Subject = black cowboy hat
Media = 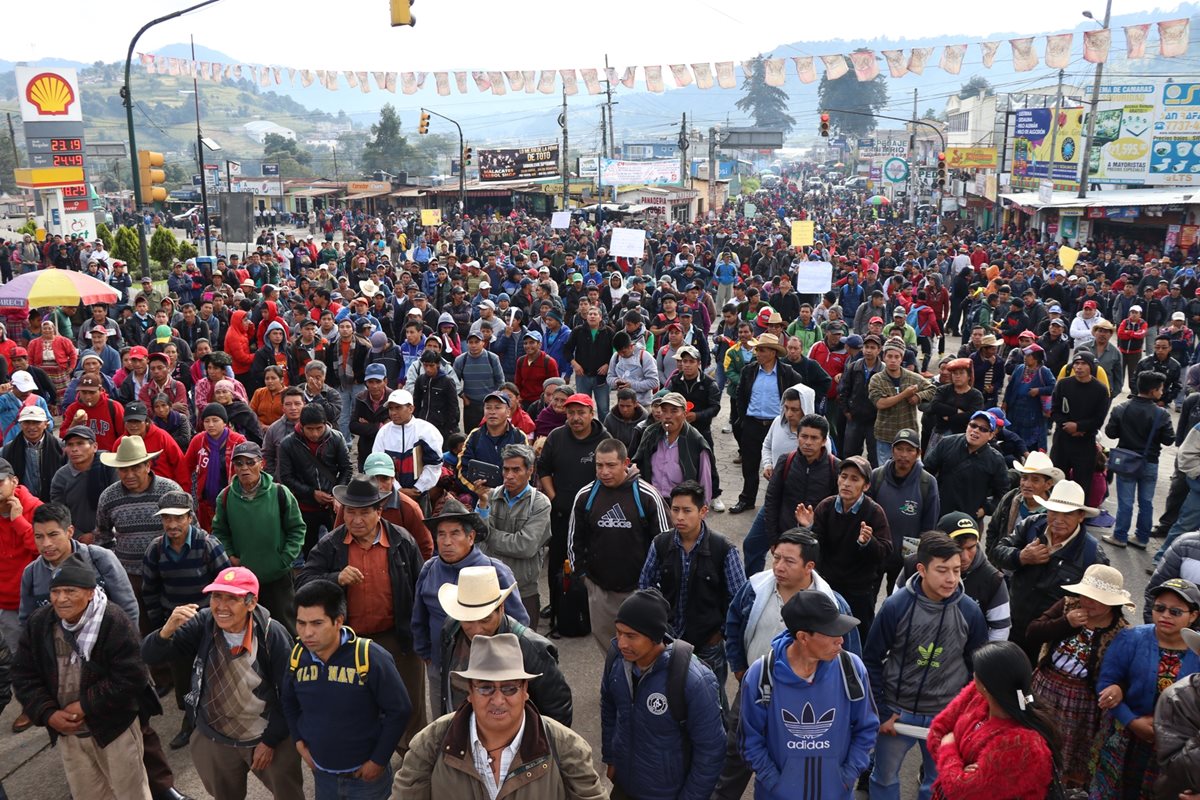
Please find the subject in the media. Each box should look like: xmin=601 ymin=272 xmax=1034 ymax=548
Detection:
xmin=332 ymin=476 xmax=390 ymax=508
xmin=423 ymin=496 xmax=486 ymax=540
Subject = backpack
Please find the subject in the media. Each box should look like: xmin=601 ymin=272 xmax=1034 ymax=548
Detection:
xmin=603 ymin=637 xmax=696 ymax=726
xmin=584 ymin=479 xmax=650 ymax=531
xmin=906 ymin=304 xmax=921 ymax=329
xmin=219 ymin=481 xmax=290 ymax=520
xmin=289 ymin=632 xmax=373 ymax=682
xmin=753 ymin=647 xmax=865 ymax=708
xmin=869 ymin=465 xmax=933 ymax=509
xmin=776 ymin=450 xmax=838 ymax=492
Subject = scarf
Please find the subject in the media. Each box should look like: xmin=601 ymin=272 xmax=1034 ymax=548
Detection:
xmin=203 ymin=428 xmax=230 ymax=502
xmin=61 ymin=586 xmax=108 ymax=663
xmin=155 ymin=409 xmax=183 ymax=434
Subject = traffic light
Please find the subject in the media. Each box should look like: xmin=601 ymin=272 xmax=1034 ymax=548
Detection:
xmin=463 ymin=147 xmax=473 ymax=167
xmin=819 ymin=113 xmax=830 ymax=137
xmin=390 ymin=0 xmax=415 ymax=26
xmin=936 ymin=152 xmax=947 ymax=189
xmin=137 ymin=150 xmax=167 ymax=204
xmin=418 ymin=111 xmax=430 ymax=135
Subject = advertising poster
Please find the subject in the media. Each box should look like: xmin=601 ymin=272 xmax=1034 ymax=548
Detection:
xmin=945 ymin=147 xmax=998 ymax=169
xmin=479 ymin=144 xmax=560 ymax=182
xmin=1149 ymin=82 xmax=1200 ymax=185
xmin=1083 ymin=84 xmax=1155 ymax=184
xmin=1012 ymin=107 xmax=1083 ymax=189
xmin=598 ymin=159 xmax=681 ymax=185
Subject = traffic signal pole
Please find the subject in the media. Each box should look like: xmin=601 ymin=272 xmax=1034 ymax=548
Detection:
xmin=122 ymin=0 xmax=222 ymax=278
xmin=420 ymin=108 xmax=465 ymax=214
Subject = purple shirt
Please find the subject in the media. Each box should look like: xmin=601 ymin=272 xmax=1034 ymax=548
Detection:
xmin=649 ymin=434 xmax=712 ymax=500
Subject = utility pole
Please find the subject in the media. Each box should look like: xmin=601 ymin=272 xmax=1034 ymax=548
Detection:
xmin=559 ymin=89 xmax=569 ymax=211
xmin=598 ymin=112 xmax=606 ymax=230
xmin=908 ymin=88 xmax=918 ymax=225
xmin=707 ymin=127 xmax=718 ymax=217
xmin=332 ymin=145 xmax=339 ymax=184
xmin=1078 ymin=0 xmax=1112 ymax=199
xmin=604 ymin=55 xmax=616 ymax=202
xmin=1045 ymin=68 xmax=1066 ymax=218
xmin=190 ymin=35 xmax=212 ymax=257
xmin=678 ymin=113 xmax=689 ymax=191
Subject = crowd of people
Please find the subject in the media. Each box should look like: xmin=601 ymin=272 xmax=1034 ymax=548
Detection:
xmin=0 ymin=173 xmax=1198 ymax=800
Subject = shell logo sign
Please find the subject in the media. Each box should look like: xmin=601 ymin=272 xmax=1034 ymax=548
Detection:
xmin=15 ymin=66 xmax=83 ymax=123
xmin=25 ymin=73 xmax=75 ymax=116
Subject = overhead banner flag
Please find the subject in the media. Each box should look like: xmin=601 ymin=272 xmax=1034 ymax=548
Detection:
xmin=939 ymin=44 xmax=967 ymax=75
xmin=1045 ymin=33 xmax=1073 ymax=68
xmin=1125 ymin=24 xmax=1151 ymax=59
xmin=479 ymin=145 xmax=560 ymax=182
xmin=850 ymin=51 xmax=878 ymax=81
xmin=979 ymin=41 xmax=1001 ymax=68
xmin=792 ymin=57 xmax=817 ymax=84
xmin=820 ymin=54 xmax=849 ymax=80
xmin=598 ymin=159 xmax=681 ymax=185
xmin=1160 ymin=19 xmax=1191 ymax=57
xmin=907 ymin=48 xmax=933 ymax=75
xmin=1084 ymin=29 xmax=1112 ymax=63
xmin=1010 ymin=37 xmax=1038 ymax=71
xmin=881 ymin=50 xmax=907 ymax=78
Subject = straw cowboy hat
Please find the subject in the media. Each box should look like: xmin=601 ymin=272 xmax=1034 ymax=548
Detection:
xmin=438 ymin=566 xmax=515 ymax=622
xmin=979 ymin=334 xmax=999 ymax=348
xmin=1062 ymin=564 xmax=1135 ymax=609
xmin=753 ymin=333 xmax=788 ymax=355
xmin=1034 ymin=480 xmax=1099 ymax=518
xmin=451 ymin=633 xmax=541 ymax=682
xmin=358 ymin=279 xmax=381 ymax=298
xmin=1014 ymin=452 xmax=1066 ymax=482
xmin=99 ymin=435 xmax=161 ymax=468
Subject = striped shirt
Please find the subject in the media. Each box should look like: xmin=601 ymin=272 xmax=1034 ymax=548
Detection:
xmin=141 ymin=526 xmax=232 ymax=627
xmin=95 ymin=475 xmax=184 ymax=576
xmin=454 ymin=351 xmax=503 ymax=402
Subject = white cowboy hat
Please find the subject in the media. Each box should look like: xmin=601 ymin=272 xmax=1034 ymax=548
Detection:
xmin=438 ymin=566 xmax=515 ymax=622
xmin=1014 ymin=452 xmax=1065 ymax=482
xmin=451 ymin=633 xmax=540 ymax=682
xmin=1062 ymin=564 xmax=1134 ymax=609
xmin=753 ymin=333 xmax=788 ymax=355
xmin=359 ymin=279 xmax=380 ymax=298
xmin=99 ymin=435 xmax=162 ymax=468
xmin=1034 ymin=480 xmax=1099 ymax=518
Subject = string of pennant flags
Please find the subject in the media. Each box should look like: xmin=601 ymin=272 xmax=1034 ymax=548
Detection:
xmin=137 ymin=17 xmax=1190 ymax=96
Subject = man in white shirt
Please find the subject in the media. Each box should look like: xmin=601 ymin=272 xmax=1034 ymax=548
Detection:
xmin=371 ymin=389 xmax=444 ymax=503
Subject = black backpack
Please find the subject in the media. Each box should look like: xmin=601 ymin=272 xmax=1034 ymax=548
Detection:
xmin=603 ymin=638 xmax=695 ymax=726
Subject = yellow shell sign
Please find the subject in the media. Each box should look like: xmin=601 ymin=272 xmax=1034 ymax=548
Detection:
xmin=25 ymin=73 xmax=75 ymax=116
xmin=15 ymin=66 xmax=83 ymax=123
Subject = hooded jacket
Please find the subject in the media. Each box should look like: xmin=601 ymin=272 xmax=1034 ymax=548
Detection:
xmin=867 ymin=461 xmax=940 ymax=555
xmin=184 ymin=427 xmax=248 ymax=504
xmin=142 ymin=603 xmax=293 ymax=749
xmin=19 ymin=540 xmax=140 ymax=627
xmin=1155 ymin=672 xmax=1200 ymax=799
xmin=411 ymin=546 xmax=529 ymax=665
xmin=863 ymin=573 xmax=987 ymax=719
xmin=211 ymin=472 xmax=306 ymax=585
xmin=740 ymin=630 xmax=878 ymax=800
xmin=113 ymin=424 xmax=189 ymax=489
xmin=0 ymin=485 xmax=40 ymax=611
xmin=224 ymin=309 xmax=255 ymax=375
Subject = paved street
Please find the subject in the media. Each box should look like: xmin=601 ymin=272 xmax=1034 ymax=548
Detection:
xmin=0 ymin=326 xmax=1177 ymax=798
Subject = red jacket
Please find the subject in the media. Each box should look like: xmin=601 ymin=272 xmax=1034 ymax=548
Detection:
xmin=1116 ymin=318 xmax=1148 ymax=354
xmin=514 ymin=351 xmax=559 ymax=405
xmin=0 ymin=485 xmax=40 ymax=610
xmin=224 ymin=310 xmax=255 ymax=375
xmin=807 ymin=342 xmax=849 ymax=400
xmin=59 ymin=394 xmax=125 ymax=452
xmin=114 ymin=425 xmax=189 ymax=490
xmin=184 ymin=429 xmax=248 ymax=505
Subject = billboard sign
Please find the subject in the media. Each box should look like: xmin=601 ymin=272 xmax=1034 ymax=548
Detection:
xmin=16 ymin=67 xmax=82 ymax=123
xmin=945 ymin=147 xmax=998 ymax=170
xmin=600 ymin=159 xmax=681 ymax=185
xmin=1150 ymin=82 xmax=1200 ymax=185
xmin=1012 ymin=107 xmax=1083 ymax=189
xmin=479 ymin=144 xmax=560 ymax=181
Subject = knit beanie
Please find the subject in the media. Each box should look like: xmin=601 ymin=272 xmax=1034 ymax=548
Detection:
xmin=200 ymin=402 xmax=228 ymax=423
xmin=50 ymin=553 xmax=98 ymax=590
xmin=616 ymin=588 xmax=671 ymax=643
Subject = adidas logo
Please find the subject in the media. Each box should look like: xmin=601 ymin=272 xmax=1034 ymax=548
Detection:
xmin=783 ymin=703 xmax=836 ymax=740
xmin=597 ymin=504 xmax=633 ymax=529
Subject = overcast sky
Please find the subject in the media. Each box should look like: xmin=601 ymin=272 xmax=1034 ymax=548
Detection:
xmin=7 ymin=0 xmax=1187 ymax=70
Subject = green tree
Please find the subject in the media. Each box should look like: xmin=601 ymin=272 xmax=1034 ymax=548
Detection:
xmin=177 ymin=240 xmax=198 ymax=262
xmin=263 ymin=133 xmax=313 ymax=178
xmin=959 ymin=76 xmax=993 ymax=99
xmin=0 ymin=131 xmax=18 ymax=194
xmin=148 ymin=225 xmax=177 ymax=278
xmin=112 ymin=225 xmax=141 ymax=266
xmin=96 ymin=223 xmax=114 ymax=253
xmin=735 ymin=55 xmax=795 ymax=136
xmin=361 ymin=104 xmax=422 ymax=174
xmin=817 ymin=73 xmax=889 ymax=137
xmin=164 ymin=162 xmax=190 ymax=186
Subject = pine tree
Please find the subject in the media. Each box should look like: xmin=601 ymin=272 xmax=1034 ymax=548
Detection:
xmin=735 ymin=55 xmax=795 ymax=135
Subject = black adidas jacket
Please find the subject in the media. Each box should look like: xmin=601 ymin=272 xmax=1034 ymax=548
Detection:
xmin=567 ymin=473 xmax=669 ymax=593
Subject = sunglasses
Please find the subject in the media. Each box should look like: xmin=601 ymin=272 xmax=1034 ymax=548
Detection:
xmin=473 ymin=682 xmax=522 ymax=697
xmin=967 ymin=423 xmax=992 ymax=433
xmin=1153 ymin=603 xmax=1192 ymax=618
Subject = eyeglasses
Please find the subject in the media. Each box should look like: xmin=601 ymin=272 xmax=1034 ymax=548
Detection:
xmin=967 ymin=423 xmax=992 ymax=433
xmin=1153 ymin=603 xmax=1190 ymax=618
xmin=473 ymin=682 xmax=522 ymax=697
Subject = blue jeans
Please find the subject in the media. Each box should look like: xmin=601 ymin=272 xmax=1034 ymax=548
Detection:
xmin=575 ymin=374 xmax=611 ymax=419
xmin=312 ymin=762 xmax=394 ymax=800
xmin=338 ymin=384 xmax=363 ymax=441
xmin=870 ymin=711 xmax=937 ymax=800
xmin=1113 ymin=460 xmax=1159 ymax=544
xmin=1158 ymin=483 xmax=1200 ymax=564
xmin=742 ymin=507 xmax=770 ymax=576
xmin=876 ymin=440 xmax=894 ymax=467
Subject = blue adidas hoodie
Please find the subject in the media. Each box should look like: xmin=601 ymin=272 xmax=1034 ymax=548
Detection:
xmin=739 ymin=630 xmax=879 ymax=800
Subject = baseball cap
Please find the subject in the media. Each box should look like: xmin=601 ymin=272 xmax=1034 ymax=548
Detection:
xmin=1151 ymin=578 xmax=1200 ymax=610
xmin=17 ymin=405 xmax=47 ymax=423
xmin=869 ymin=316 xmax=884 ymax=325
xmin=155 ymin=491 xmax=193 ymax=516
xmin=676 ymin=345 xmax=700 ymax=360
xmin=129 ymin=345 xmax=149 ymax=360
xmin=892 ymin=428 xmax=920 ymax=449
xmin=10 ymin=371 xmax=36 ymax=392
xmin=363 ymin=452 xmax=396 ymax=478
xmin=202 ymin=567 xmax=260 ymax=598
xmin=781 ymin=591 xmax=859 ymax=637
xmin=364 ymin=363 xmax=387 ymax=382
xmin=124 ymin=402 xmax=149 ymax=422
xmin=63 ymin=425 xmax=95 ymax=442
xmin=1130 ymin=305 xmax=1143 ymax=314
xmin=564 ymin=392 xmax=595 ymax=408
xmin=483 ymin=390 xmax=512 ymax=406
xmin=969 ymin=410 xmax=997 ymax=431
xmin=844 ymin=334 xmax=864 ymax=349
xmin=387 ymin=389 xmax=414 ymax=406
xmin=523 ymin=330 xmax=543 ymax=343
xmin=839 ymin=455 xmax=872 ymax=483
xmin=937 ymin=512 xmax=980 ymax=540
xmin=658 ymin=391 xmax=688 ymax=409
xmin=1048 ymin=304 xmax=1063 ymax=313
xmin=1173 ymin=311 xmax=1187 ymax=321
xmin=231 ymin=441 xmax=263 ymax=461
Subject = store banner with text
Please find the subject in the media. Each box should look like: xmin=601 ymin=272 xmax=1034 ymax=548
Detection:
xmin=478 ymin=145 xmax=560 ymax=182
xmin=944 ymin=147 xmax=998 ymax=170
xmin=598 ymin=159 xmax=681 ymax=185
xmin=1012 ymin=107 xmax=1083 ymax=189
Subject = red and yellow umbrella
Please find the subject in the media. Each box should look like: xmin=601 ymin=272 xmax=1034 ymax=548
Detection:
xmin=0 ymin=268 xmax=121 ymax=309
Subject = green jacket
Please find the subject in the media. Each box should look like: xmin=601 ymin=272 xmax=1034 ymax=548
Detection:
xmin=724 ymin=345 xmax=753 ymax=398
xmin=210 ymin=472 xmax=306 ymax=583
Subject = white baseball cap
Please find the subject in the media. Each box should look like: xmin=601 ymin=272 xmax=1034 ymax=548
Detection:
xmin=17 ymin=405 xmax=47 ymax=423
xmin=386 ymin=389 xmax=414 ymax=406
xmin=10 ymin=371 xmax=36 ymax=393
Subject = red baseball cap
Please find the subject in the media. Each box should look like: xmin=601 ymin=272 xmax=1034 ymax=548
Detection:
xmin=202 ymin=566 xmax=260 ymax=597
xmin=1018 ymin=330 xmax=1036 ymax=339
xmin=869 ymin=316 xmax=884 ymax=324
xmin=129 ymin=345 xmax=149 ymax=359
xmin=1083 ymin=300 xmax=1097 ymax=309
xmin=10 ymin=347 xmax=26 ymax=358
xmin=564 ymin=393 xmax=595 ymax=408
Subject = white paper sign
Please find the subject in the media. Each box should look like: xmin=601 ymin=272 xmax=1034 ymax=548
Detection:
xmin=550 ymin=211 xmax=572 ymax=229
xmin=609 ymin=228 xmax=647 ymax=259
xmin=795 ymin=261 xmax=833 ymax=294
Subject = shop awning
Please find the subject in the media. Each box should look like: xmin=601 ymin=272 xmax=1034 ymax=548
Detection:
xmin=998 ymin=188 xmax=1196 ymax=210
xmin=389 ymin=187 xmax=425 ymax=198
xmin=289 ymin=187 xmax=340 ymax=198
xmin=344 ymin=190 xmax=391 ymax=201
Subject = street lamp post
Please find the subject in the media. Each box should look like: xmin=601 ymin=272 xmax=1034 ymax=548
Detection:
xmin=1078 ymin=0 xmax=1113 ymax=200
xmin=122 ymin=0 xmax=222 ymax=278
